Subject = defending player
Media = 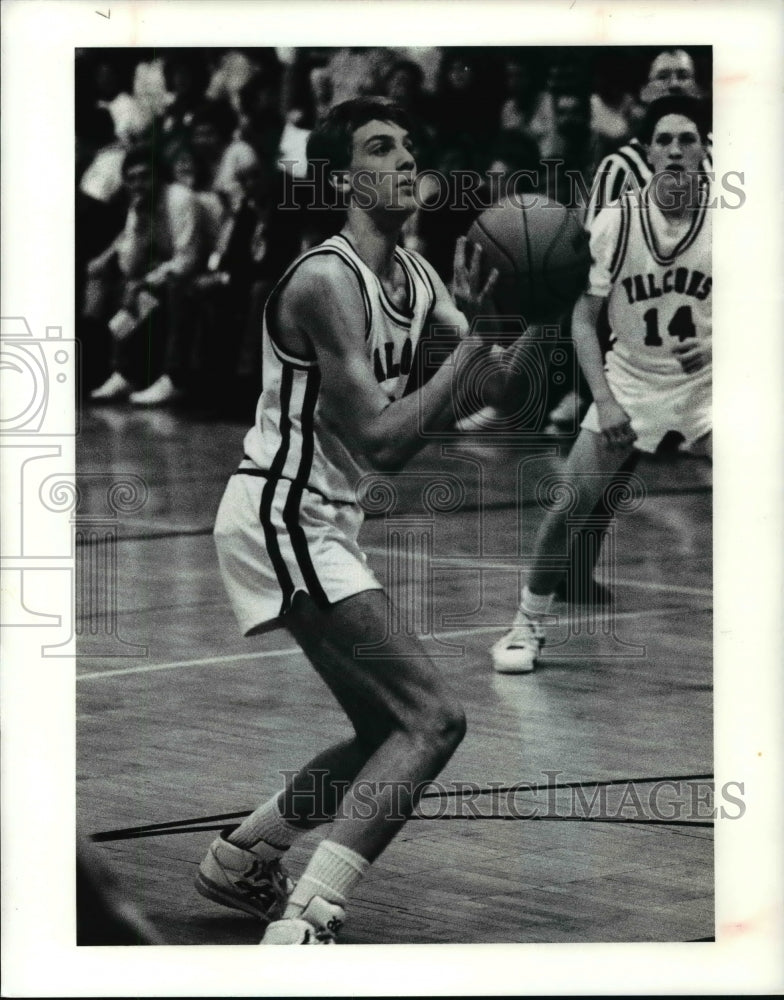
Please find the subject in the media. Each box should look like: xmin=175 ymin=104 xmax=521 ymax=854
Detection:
xmin=195 ymin=99 xmax=501 ymax=943
xmin=585 ymin=49 xmax=710 ymax=228
xmin=492 ymin=95 xmax=712 ymax=674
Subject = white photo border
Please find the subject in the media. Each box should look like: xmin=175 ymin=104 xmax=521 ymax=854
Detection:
xmin=1 ymin=0 xmax=782 ymax=994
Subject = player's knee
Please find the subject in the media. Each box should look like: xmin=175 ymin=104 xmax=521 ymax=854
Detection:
xmin=418 ymin=697 xmax=467 ymax=759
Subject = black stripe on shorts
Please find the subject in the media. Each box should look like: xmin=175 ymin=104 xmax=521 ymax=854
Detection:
xmin=282 ymin=366 xmax=330 ymax=609
xmin=259 ymin=364 xmax=296 ymax=615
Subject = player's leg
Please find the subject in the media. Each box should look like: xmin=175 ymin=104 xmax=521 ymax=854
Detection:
xmin=195 ymin=601 xmax=381 ymax=922
xmin=492 ymin=428 xmax=636 ymax=673
xmin=554 ymin=450 xmax=641 ymax=605
xmin=195 ymin=734 xmax=373 ymax=922
xmin=284 ymin=589 xmax=466 ymax=852
xmin=259 ymin=587 xmax=467 ymax=943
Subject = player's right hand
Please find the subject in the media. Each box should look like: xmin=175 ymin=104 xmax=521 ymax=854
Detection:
xmin=595 ymin=398 xmax=637 ymax=448
xmin=451 ymin=237 xmax=499 ymax=329
xmin=672 ymin=339 xmax=711 ymax=374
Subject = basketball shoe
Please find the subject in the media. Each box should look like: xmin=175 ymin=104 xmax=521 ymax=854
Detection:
xmin=195 ymin=829 xmax=293 ymax=921
xmin=491 ymin=608 xmax=545 ymax=674
xmin=260 ymin=895 xmax=345 ymax=945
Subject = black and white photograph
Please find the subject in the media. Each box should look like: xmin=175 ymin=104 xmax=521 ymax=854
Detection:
xmin=2 ymin=1 xmax=782 ymax=995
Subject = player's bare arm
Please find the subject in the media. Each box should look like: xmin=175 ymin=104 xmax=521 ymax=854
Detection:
xmin=278 ymin=251 xmax=498 ymax=471
xmin=571 ymin=292 xmax=637 ymax=448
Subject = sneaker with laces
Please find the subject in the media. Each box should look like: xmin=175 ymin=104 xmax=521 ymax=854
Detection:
xmin=260 ymin=895 xmax=345 ymax=945
xmin=89 ymin=371 xmax=133 ymax=402
xmin=195 ymin=830 xmax=293 ymax=921
xmin=491 ymin=609 xmax=545 ymax=674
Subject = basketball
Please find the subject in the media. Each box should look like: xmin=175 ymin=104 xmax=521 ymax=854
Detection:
xmin=467 ymin=195 xmax=591 ymax=324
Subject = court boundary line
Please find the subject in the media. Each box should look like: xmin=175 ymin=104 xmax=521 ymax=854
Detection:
xmin=90 ymin=772 xmax=715 ymax=842
xmin=76 ymin=602 xmax=710 ymax=682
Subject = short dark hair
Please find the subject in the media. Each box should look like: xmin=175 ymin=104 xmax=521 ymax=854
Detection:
xmin=640 ymin=95 xmax=711 ymax=144
xmin=306 ymin=98 xmax=414 ymax=174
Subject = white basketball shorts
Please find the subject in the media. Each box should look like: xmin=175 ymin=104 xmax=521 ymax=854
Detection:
xmin=214 ymin=464 xmax=382 ymax=636
xmin=581 ymin=352 xmax=712 ymax=453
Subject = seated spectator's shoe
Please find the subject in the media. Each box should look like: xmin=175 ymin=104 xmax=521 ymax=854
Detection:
xmin=89 ymin=371 xmax=132 ymax=403
xmin=129 ymin=374 xmax=184 ymax=407
xmin=195 ymin=830 xmax=292 ymax=921
xmin=260 ymin=896 xmax=345 ymax=945
xmin=454 ymin=405 xmax=504 ymax=432
xmin=491 ymin=609 xmax=544 ymax=674
xmin=554 ymin=577 xmax=614 ymax=607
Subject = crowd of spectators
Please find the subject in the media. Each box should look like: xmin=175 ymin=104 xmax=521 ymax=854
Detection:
xmin=76 ymin=45 xmax=710 ymax=418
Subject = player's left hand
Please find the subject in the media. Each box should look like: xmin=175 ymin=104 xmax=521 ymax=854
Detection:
xmin=672 ymin=339 xmax=711 ymax=374
xmin=451 ymin=237 xmax=499 ymax=328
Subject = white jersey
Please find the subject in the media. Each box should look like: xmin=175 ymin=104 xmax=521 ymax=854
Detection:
xmin=587 ymin=180 xmax=712 ymax=377
xmin=585 ymin=136 xmax=713 ymax=229
xmin=242 ymin=233 xmax=437 ymax=504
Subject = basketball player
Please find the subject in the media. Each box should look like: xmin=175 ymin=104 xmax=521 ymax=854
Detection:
xmin=492 ymin=95 xmax=712 ymax=673
xmin=585 ymin=49 xmax=708 ymax=228
xmin=195 ymin=99 xmax=501 ymax=943
xmin=558 ymin=51 xmax=710 ymax=605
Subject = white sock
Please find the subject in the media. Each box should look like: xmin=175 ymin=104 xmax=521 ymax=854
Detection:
xmin=520 ymin=586 xmax=554 ymax=618
xmin=228 ymin=793 xmax=304 ymax=858
xmin=284 ymin=840 xmax=369 ymax=917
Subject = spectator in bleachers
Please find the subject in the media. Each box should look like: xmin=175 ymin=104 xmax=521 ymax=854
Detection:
xmin=76 ymin=106 xmax=130 ymax=388
xmin=187 ymin=150 xmax=304 ymax=416
xmin=541 ymin=89 xmax=602 ymax=207
xmin=132 ymin=52 xmax=171 ymax=121
xmin=161 ymin=52 xmax=212 ymax=148
xmin=212 ymin=68 xmax=287 ymax=205
xmin=166 ymin=140 xmax=227 ymax=249
xmin=77 ymin=106 xmax=128 ymax=204
xmin=91 ymin=54 xmax=154 ymax=147
xmin=187 ymin=100 xmax=240 ymax=206
xmin=86 ymin=143 xmax=204 ymax=405
xmin=499 ymin=52 xmax=540 ymax=134
xmin=206 ymin=49 xmax=278 ymax=115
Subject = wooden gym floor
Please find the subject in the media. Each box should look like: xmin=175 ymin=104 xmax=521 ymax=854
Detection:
xmin=76 ymin=405 xmax=713 ymax=945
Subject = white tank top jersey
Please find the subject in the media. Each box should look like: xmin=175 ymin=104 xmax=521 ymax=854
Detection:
xmin=242 ymin=233 xmax=437 ymax=504
xmin=588 ymin=180 xmax=712 ymax=376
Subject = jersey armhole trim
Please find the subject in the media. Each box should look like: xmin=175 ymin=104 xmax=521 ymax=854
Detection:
xmin=403 ymin=249 xmax=437 ymax=317
xmin=265 ymin=245 xmax=373 ymax=364
xmin=609 ymin=195 xmax=631 ymax=282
